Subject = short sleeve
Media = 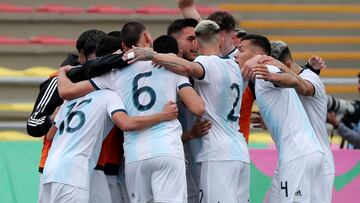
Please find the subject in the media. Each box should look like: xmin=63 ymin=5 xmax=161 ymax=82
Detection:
xmin=193 ymin=56 xmax=214 ymax=83
xmin=106 ymin=91 xmax=127 ymax=117
xmin=89 ymin=71 xmax=113 ymax=90
xmin=300 ymin=69 xmax=325 ymax=98
xmin=177 ymin=75 xmax=192 ymax=91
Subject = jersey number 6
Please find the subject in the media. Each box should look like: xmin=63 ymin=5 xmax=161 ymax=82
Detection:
xmin=132 ymin=71 xmax=156 ymax=111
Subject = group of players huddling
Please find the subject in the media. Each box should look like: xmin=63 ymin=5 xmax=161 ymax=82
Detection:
xmin=27 ymin=0 xmax=334 ymax=202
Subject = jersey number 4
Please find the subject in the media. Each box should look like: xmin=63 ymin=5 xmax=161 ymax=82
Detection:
xmin=58 ymin=98 xmax=92 ymax=135
xmin=132 ymin=71 xmax=156 ymax=111
xmin=227 ymin=83 xmax=240 ymax=122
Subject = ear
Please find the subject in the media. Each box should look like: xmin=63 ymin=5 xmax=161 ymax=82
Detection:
xmin=144 ymin=31 xmax=152 ymax=47
xmin=122 ymin=42 xmax=130 ymax=52
xmin=285 ymin=61 xmax=292 ymax=68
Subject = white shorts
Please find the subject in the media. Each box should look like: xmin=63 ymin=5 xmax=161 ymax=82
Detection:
xmin=268 ymin=152 xmax=327 ymax=203
xmin=89 ymin=170 xmax=112 ymax=203
xmin=198 ymin=161 xmax=250 ymax=203
xmin=39 ymin=182 xmax=89 ymax=203
xmin=125 ymin=157 xmax=187 ymax=203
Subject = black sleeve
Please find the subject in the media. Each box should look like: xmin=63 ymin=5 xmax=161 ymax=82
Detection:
xmin=26 ymin=77 xmax=64 ymax=137
xmin=304 ymin=62 xmax=321 ymax=76
xmin=66 ymin=53 xmax=128 ymax=83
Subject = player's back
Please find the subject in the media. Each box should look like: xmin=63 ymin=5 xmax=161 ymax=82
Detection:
xmin=42 ymin=90 xmax=116 ymax=189
xmin=255 ymin=65 xmax=323 ymax=165
xmin=90 ymin=61 xmax=191 ymax=164
xmin=193 ymin=55 xmax=249 ymax=163
xmin=298 ymin=69 xmax=334 ymax=174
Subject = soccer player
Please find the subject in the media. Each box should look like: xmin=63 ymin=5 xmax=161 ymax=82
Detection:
xmin=124 ymin=20 xmax=250 ymax=203
xmin=237 ymin=34 xmax=326 ymax=203
xmin=253 ymin=41 xmax=334 ymax=202
xmin=57 ymin=21 xmax=205 ymax=203
xmin=40 ymin=82 xmax=179 ymax=203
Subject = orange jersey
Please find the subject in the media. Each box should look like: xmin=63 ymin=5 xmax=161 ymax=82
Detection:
xmin=39 ymin=138 xmax=52 ymax=172
xmin=97 ymin=126 xmax=124 ymax=168
xmin=239 ymin=86 xmax=254 ymax=143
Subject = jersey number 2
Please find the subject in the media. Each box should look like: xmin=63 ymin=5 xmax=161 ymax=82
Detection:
xmin=132 ymin=71 xmax=156 ymax=111
xmin=227 ymin=83 xmax=240 ymax=122
xmin=59 ymin=99 xmax=92 ymax=135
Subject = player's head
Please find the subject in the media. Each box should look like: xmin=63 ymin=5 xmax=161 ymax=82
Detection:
xmin=153 ymin=35 xmax=179 ymax=55
xmin=235 ymin=34 xmax=271 ymax=67
xmin=107 ymin=30 xmax=122 ymax=39
xmin=95 ymin=35 xmax=122 ymax=57
xmin=232 ymin=28 xmax=247 ymax=48
xmin=271 ymin=41 xmax=293 ymax=68
xmin=83 ymin=33 xmax=106 ymax=61
xmin=121 ymin=21 xmax=152 ymax=51
xmin=76 ymin=29 xmax=105 ymax=64
xmin=207 ymin=11 xmax=236 ymax=55
xmin=167 ymin=18 xmax=198 ymax=61
xmin=194 ymin=20 xmax=221 ymax=53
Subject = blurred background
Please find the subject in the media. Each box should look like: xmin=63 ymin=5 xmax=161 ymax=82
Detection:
xmin=0 ymin=0 xmax=358 ymax=202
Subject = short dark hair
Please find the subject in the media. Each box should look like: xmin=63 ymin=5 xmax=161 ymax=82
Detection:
xmin=270 ymin=41 xmax=292 ymax=63
xmin=241 ymin=34 xmax=271 ymax=56
xmin=167 ymin=18 xmax=198 ymax=36
xmin=107 ymin=31 xmax=122 ymax=39
xmin=121 ymin=21 xmax=146 ymax=48
xmin=76 ymin=29 xmax=105 ymax=53
xmin=95 ymin=35 xmax=122 ymax=57
xmin=83 ymin=33 xmax=106 ymax=58
xmin=153 ymin=35 xmax=179 ymax=55
xmin=207 ymin=11 xmax=235 ymax=32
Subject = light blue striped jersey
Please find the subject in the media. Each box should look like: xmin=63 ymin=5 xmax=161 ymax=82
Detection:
xmin=255 ymin=65 xmax=323 ymax=165
xmin=42 ymin=90 xmax=125 ymax=189
xmin=90 ymin=61 xmax=192 ymax=164
xmin=193 ymin=55 xmax=250 ymax=163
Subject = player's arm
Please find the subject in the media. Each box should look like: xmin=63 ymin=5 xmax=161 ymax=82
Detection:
xmin=57 ymin=66 xmax=95 ymax=100
xmin=112 ymin=101 xmax=178 ymax=131
xmin=27 ymin=77 xmax=62 ymax=137
xmin=66 ymin=53 xmax=128 ymax=82
xmin=46 ymin=126 xmax=58 ymax=141
xmin=177 ymin=0 xmax=202 ymax=22
xmin=255 ymin=62 xmax=315 ymax=96
xmin=178 ymin=86 xmax=205 ymax=116
xmin=123 ymin=47 xmax=205 ymax=79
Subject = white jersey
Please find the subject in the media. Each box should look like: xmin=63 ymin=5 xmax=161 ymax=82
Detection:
xmin=90 ymin=61 xmax=191 ymax=164
xmin=299 ymin=69 xmax=335 ymax=174
xmin=42 ymin=90 xmax=125 ymax=189
xmin=255 ymin=65 xmax=323 ymax=165
xmin=193 ymin=55 xmax=250 ymax=163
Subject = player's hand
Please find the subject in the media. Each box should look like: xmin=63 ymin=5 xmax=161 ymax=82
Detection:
xmin=191 ymin=118 xmax=212 ymax=138
xmin=177 ymin=0 xmax=194 ymax=8
xmin=58 ymin=65 xmax=73 ymax=73
xmin=258 ymin=55 xmax=290 ymax=73
xmin=50 ymin=107 xmax=60 ymax=124
xmin=253 ymin=65 xmax=273 ymax=82
xmin=122 ymin=46 xmax=157 ymax=64
xmin=162 ymin=101 xmax=178 ymax=121
xmin=238 ymin=55 xmax=261 ymax=81
xmin=308 ymin=55 xmax=327 ymax=70
xmin=251 ymin=112 xmax=267 ymax=130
